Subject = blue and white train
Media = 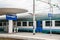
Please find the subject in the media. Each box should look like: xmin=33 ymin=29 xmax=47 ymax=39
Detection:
xmin=0 ymin=14 xmax=60 ymax=34
xmin=13 ymin=20 xmax=60 ymax=34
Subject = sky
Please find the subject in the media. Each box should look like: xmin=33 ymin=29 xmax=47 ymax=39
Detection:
xmin=0 ymin=0 xmax=60 ymax=18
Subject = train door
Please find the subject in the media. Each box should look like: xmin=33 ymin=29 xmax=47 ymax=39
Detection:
xmin=36 ymin=21 xmax=42 ymax=32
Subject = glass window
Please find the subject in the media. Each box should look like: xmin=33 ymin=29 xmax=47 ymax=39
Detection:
xmin=6 ymin=22 xmax=8 ymax=26
xmin=3 ymin=22 xmax=6 ymax=26
xmin=55 ymin=21 xmax=60 ymax=26
xmin=29 ymin=22 xmax=33 ymax=26
xmin=45 ymin=21 xmax=52 ymax=26
xmin=0 ymin=22 xmax=2 ymax=26
xmin=13 ymin=22 xmax=16 ymax=27
xmin=23 ymin=22 xmax=27 ymax=26
xmin=17 ymin=22 xmax=21 ymax=26
xmin=36 ymin=21 xmax=42 ymax=27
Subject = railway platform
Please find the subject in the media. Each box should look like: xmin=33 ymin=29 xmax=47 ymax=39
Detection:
xmin=0 ymin=32 xmax=60 ymax=40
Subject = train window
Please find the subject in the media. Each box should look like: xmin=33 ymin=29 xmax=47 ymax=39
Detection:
xmin=13 ymin=22 xmax=16 ymax=27
xmin=17 ymin=22 xmax=21 ymax=26
xmin=23 ymin=22 xmax=27 ymax=26
xmin=45 ymin=21 xmax=52 ymax=26
xmin=29 ymin=22 xmax=33 ymax=26
xmin=6 ymin=22 xmax=8 ymax=26
xmin=3 ymin=22 xmax=6 ymax=26
xmin=0 ymin=22 xmax=2 ymax=26
xmin=55 ymin=21 xmax=60 ymax=26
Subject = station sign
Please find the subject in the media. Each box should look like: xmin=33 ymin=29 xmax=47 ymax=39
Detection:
xmin=6 ymin=14 xmax=17 ymax=20
xmin=48 ymin=13 xmax=53 ymax=17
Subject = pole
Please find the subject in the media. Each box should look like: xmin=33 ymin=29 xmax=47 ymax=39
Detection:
xmin=49 ymin=0 xmax=52 ymax=35
xmin=33 ymin=0 xmax=36 ymax=35
xmin=50 ymin=17 xmax=52 ymax=35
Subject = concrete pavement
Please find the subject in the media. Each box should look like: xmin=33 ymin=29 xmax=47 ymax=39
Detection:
xmin=0 ymin=32 xmax=60 ymax=40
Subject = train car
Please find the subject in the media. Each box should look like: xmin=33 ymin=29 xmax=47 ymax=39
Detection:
xmin=0 ymin=14 xmax=60 ymax=34
xmin=17 ymin=20 xmax=60 ymax=34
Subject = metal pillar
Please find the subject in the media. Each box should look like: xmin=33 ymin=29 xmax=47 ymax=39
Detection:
xmin=48 ymin=0 xmax=53 ymax=35
xmin=33 ymin=0 xmax=36 ymax=35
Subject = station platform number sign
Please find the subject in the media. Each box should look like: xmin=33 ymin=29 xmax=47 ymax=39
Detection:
xmin=48 ymin=13 xmax=53 ymax=17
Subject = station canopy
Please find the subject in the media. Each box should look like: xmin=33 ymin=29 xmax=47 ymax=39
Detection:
xmin=0 ymin=8 xmax=28 ymax=15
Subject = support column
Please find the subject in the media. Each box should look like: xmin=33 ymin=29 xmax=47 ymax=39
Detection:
xmin=33 ymin=21 xmax=36 ymax=35
xmin=42 ymin=21 xmax=45 ymax=28
xmin=33 ymin=0 xmax=36 ymax=35
xmin=52 ymin=20 xmax=55 ymax=27
xmin=27 ymin=21 xmax=29 ymax=27
xmin=8 ymin=20 xmax=13 ymax=33
xmin=21 ymin=21 xmax=23 ymax=27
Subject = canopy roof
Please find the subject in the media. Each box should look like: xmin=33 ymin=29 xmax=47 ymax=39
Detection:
xmin=0 ymin=8 xmax=28 ymax=15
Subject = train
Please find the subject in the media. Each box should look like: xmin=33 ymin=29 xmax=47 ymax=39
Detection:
xmin=0 ymin=20 xmax=60 ymax=34
xmin=15 ymin=20 xmax=60 ymax=34
xmin=0 ymin=13 xmax=60 ymax=34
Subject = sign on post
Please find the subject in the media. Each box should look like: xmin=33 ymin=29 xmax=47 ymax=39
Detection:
xmin=48 ymin=13 xmax=53 ymax=35
xmin=6 ymin=14 xmax=17 ymax=20
xmin=48 ymin=13 xmax=53 ymax=17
